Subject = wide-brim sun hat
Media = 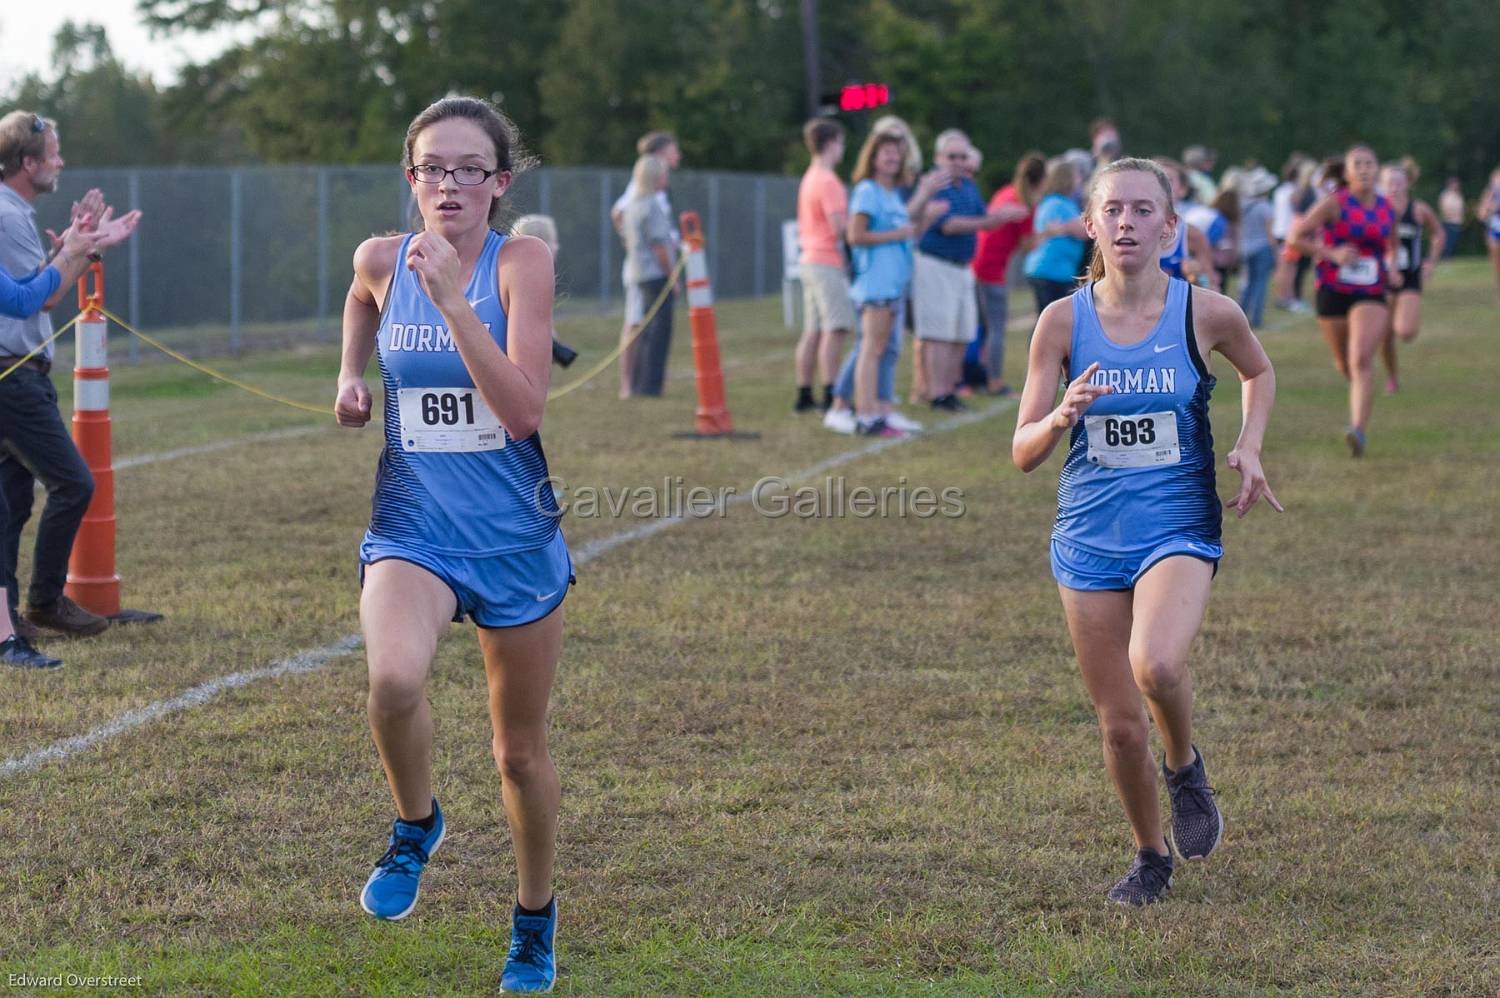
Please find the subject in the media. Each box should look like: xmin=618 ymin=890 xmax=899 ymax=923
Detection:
xmin=1239 ymin=166 xmax=1277 ymax=198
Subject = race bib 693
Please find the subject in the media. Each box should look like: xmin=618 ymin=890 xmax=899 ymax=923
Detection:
xmin=1084 ymin=411 xmax=1181 ymax=468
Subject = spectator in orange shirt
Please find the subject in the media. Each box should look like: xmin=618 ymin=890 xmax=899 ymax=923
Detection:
xmin=794 ymin=118 xmax=854 ymax=412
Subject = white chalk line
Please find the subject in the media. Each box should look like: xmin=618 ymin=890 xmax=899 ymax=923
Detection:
xmin=0 ymin=637 xmax=363 ymax=777
xmin=570 ymin=400 xmax=1013 ymax=563
xmin=114 ymin=425 xmax=328 ymax=470
xmin=1 ymin=398 xmax=1016 ymax=779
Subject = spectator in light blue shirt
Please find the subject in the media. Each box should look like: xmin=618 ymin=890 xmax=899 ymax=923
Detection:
xmin=1023 ymin=158 xmax=1086 ymax=312
xmin=836 ymin=130 xmax=943 ymax=437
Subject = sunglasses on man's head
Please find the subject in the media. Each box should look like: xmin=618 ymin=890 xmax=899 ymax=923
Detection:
xmin=31 ymin=115 xmax=45 ymax=133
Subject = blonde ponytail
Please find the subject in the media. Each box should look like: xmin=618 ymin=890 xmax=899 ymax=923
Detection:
xmin=1085 ymin=245 xmax=1107 ymax=284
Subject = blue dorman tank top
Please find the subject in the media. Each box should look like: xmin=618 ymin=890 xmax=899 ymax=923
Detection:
xmin=365 ymin=230 xmax=560 ymax=556
xmin=1054 ymin=278 xmax=1221 ymax=555
xmin=1159 ymin=222 xmax=1188 ymax=279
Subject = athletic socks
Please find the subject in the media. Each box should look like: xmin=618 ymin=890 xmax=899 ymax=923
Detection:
xmin=517 ymin=896 xmax=555 ymax=917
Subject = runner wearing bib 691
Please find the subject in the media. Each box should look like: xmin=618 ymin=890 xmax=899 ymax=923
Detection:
xmin=334 ymin=96 xmax=567 ymax=994
xmin=1014 ymin=158 xmax=1282 ymax=906
xmin=1289 ymin=144 xmax=1398 ymax=458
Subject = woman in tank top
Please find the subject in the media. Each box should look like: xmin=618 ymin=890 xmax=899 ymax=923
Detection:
xmin=334 ymin=96 xmax=567 ymax=993
xmin=1376 ymin=162 xmax=1444 ymax=394
xmin=1480 ymin=167 xmax=1500 ymax=308
xmin=1013 ymin=159 xmax=1281 ymax=906
xmin=1289 ymin=144 xmax=1398 ymax=457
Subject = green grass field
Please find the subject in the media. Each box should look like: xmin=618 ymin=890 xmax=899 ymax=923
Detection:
xmin=2 ymin=264 xmax=1496 ymax=995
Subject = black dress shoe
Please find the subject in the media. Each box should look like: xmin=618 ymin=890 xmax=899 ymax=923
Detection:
xmin=24 ymin=595 xmax=110 ymax=637
xmin=11 ymin=614 xmax=40 ymax=641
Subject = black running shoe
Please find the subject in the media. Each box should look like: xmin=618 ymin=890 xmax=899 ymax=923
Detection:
xmin=1164 ymin=746 xmax=1222 ymax=861
xmin=855 ymin=417 xmax=907 ymax=438
xmin=1 ymin=635 xmax=62 ymax=669
xmin=1107 ymin=848 xmax=1174 ymax=906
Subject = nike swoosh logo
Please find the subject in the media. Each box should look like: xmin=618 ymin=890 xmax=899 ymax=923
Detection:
xmin=535 ymin=590 xmax=558 ymax=602
xmin=1153 ymin=343 xmax=1177 ymax=353
xmin=468 ymin=295 xmax=492 ymax=308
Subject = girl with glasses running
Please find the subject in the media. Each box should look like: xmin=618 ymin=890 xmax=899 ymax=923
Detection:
xmin=335 ymin=96 xmax=569 ymax=993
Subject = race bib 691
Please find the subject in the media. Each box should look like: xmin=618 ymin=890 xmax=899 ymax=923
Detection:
xmin=397 ymin=387 xmax=506 ymax=452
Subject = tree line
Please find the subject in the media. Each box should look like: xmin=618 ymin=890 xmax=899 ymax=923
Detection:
xmin=7 ymin=1 xmax=1498 ymax=201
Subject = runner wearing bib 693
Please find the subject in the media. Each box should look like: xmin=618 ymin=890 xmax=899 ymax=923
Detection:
xmin=1289 ymin=144 xmax=1397 ymax=458
xmin=1014 ymin=158 xmax=1281 ymax=906
xmin=334 ymin=96 xmax=567 ymax=994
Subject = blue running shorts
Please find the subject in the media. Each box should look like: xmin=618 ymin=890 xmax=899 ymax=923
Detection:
xmin=360 ymin=528 xmax=574 ymax=628
xmin=1050 ymin=536 xmax=1222 ymax=592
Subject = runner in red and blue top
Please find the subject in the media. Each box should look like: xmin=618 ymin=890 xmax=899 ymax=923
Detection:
xmin=1290 ymin=145 xmax=1398 ymax=457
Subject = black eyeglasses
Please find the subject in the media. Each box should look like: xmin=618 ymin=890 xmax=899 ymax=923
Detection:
xmin=408 ymin=164 xmax=498 ymax=186
xmin=30 ymin=115 xmax=45 ymax=134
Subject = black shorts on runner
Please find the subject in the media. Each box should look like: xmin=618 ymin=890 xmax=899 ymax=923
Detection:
xmin=1316 ymin=286 xmax=1387 ymax=318
xmin=1395 ymin=269 xmax=1422 ymax=294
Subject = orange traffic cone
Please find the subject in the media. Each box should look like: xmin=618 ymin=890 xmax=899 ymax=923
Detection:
xmin=673 ymin=211 xmax=757 ymax=440
xmin=66 ymin=263 xmax=161 ymax=625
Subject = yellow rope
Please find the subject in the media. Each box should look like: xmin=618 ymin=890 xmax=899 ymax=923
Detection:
xmin=37 ymin=257 xmax=686 ymax=415
xmin=546 ymin=252 xmax=687 ymax=402
xmin=97 ymin=306 xmax=336 ymax=416
xmin=0 ymin=315 xmax=79 ymax=383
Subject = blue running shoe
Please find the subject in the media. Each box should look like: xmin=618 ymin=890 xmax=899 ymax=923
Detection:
xmin=1107 ymin=847 xmax=1174 ymax=906
xmin=500 ymin=897 xmax=557 ymax=993
xmin=1164 ymin=746 xmax=1223 ymax=861
xmin=360 ymin=798 xmax=444 ymax=920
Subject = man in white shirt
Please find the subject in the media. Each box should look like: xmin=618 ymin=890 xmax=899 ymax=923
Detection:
xmin=610 ymin=132 xmax=681 ymax=397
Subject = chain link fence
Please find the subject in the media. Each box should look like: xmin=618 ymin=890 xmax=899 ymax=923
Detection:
xmin=36 ymin=166 xmax=798 ymax=359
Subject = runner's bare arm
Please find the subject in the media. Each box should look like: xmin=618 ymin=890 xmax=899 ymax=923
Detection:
xmin=1013 ymin=299 xmax=1111 ymax=472
xmin=336 ymin=236 xmax=400 ymax=427
xmin=1289 ymin=194 xmax=1341 ymax=262
xmin=1418 ymin=200 xmax=1445 ymax=266
xmin=1194 ymin=288 xmax=1281 ymax=516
